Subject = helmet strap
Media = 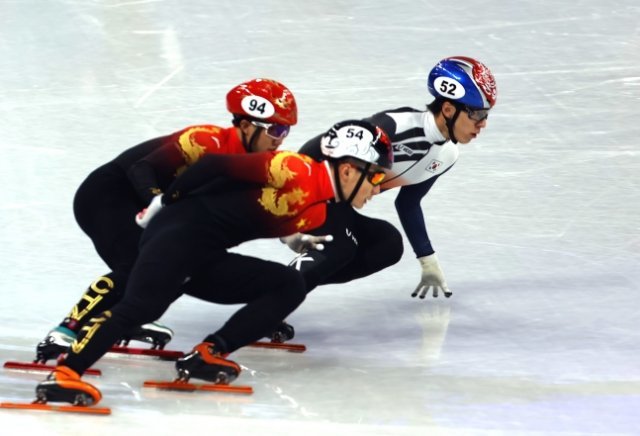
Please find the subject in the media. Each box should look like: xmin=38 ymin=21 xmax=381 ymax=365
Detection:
xmin=334 ymin=160 xmax=370 ymax=204
xmin=347 ymin=164 xmax=369 ymax=204
xmin=444 ymin=104 xmax=462 ymax=144
xmin=241 ymin=126 xmax=263 ymax=153
xmin=333 ymin=163 xmax=346 ymax=202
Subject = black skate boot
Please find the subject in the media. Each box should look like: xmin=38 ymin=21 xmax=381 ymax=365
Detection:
xmin=35 ymin=366 xmax=102 ymax=406
xmin=175 ymin=342 xmax=240 ymax=384
xmin=35 ymin=327 xmax=76 ymax=363
xmin=268 ymin=321 xmax=295 ymax=343
xmin=118 ymin=322 xmax=173 ymax=349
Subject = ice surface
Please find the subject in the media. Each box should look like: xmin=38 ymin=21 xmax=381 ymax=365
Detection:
xmin=1 ymin=1 xmax=639 ymax=434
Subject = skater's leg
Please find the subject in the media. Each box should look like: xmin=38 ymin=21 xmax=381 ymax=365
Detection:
xmin=59 ymin=208 xmax=217 ymax=377
xmin=186 ymin=254 xmax=307 ymax=353
xmin=280 ymin=212 xmax=403 ymax=343
xmin=177 ymin=254 xmax=305 ymax=383
xmin=289 ymin=202 xmax=360 ymax=292
xmin=322 ymin=213 xmax=403 ymax=284
xmin=59 ymin=271 xmax=128 ymax=333
xmin=35 ymin=271 xmax=129 ymax=362
xmin=68 ymin=169 xmax=143 ymax=328
xmin=37 ymin=170 xmax=150 ymax=361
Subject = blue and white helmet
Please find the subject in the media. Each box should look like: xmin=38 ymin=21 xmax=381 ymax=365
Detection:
xmin=427 ymin=56 xmax=497 ymax=109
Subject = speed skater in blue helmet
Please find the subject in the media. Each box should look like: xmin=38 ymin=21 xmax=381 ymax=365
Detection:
xmin=427 ymin=56 xmax=497 ymax=143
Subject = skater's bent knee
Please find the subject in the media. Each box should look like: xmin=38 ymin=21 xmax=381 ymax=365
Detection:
xmin=279 ymin=269 xmax=307 ymax=305
xmin=386 ymin=228 xmax=404 ymax=264
xmin=371 ymin=223 xmax=404 ymax=266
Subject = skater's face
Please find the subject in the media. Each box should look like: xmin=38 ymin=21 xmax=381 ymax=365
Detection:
xmin=442 ymin=101 xmax=489 ymax=144
xmin=239 ymin=120 xmax=289 ymax=152
xmin=338 ymin=162 xmax=383 ymax=209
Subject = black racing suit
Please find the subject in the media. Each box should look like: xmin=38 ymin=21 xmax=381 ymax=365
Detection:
xmin=62 ymin=151 xmax=334 ymax=375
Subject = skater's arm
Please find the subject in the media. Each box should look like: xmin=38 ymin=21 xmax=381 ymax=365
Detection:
xmin=163 ymin=152 xmax=277 ymax=204
xmin=126 ymin=136 xmax=186 ymax=203
xmin=395 ymin=174 xmax=455 ymax=300
xmin=394 ymin=177 xmax=439 ymax=257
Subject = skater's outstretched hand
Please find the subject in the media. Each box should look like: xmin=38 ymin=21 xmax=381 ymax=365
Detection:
xmin=136 ymin=194 xmax=164 ymax=228
xmin=280 ymin=233 xmax=333 ymax=253
xmin=411 ymin=253 xmax=452 ymax=299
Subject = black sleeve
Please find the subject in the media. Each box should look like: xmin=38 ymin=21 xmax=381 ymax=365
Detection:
xmin=362 ymin=111 xmax=398 ymax=138
xmin=163 ymin=154 xmax=229 ymax=204
xmin=163 ymin=153 xmax=273 ymax=204
xmin=297 ymin=133 xmax=324 ymax=161
xmin=123 ymin=136 xmax=185 ymax=203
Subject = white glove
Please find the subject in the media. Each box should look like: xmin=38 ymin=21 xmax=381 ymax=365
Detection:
xmin=135 ymin=194 xmax=164 ymax=228
xmin=411 ymin=253 xmax=452 ymax=299
xmin=280 ymin=233 xmax=333 ymax=253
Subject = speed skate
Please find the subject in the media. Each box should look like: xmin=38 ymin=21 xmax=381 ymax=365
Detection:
xmin=0 ymin=400 xmax=111 ymax=415
xmin=143 ymin=379 xmax=253 ymax=394
xmin=249 ymin=340 xmax=306 ymax=352
xmin=3 ymin=360 xmax=102 ymax=376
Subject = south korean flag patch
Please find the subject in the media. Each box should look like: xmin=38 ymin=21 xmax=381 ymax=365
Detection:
xmin=426 ymin=159 xmax=443 ymax=173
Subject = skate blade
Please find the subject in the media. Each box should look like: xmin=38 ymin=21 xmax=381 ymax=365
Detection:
xmin=0 ymin=401 xmax=110 ymax=415
xmin=249 ymin=341 xmax=306 ymax=353
xmin=108 ymin=346 xmax=184 ymax=360
xmin=143 ymin=380 xmax=253 ymax=394
xmin=4 ymin=361 xmax=102 ymax=376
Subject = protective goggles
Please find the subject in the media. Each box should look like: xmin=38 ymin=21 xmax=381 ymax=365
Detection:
xmin=463 ymin=106 xmax=490 ymax=122
xmin=251 ymin=121 xmax=290 ymax=140
xmin=352 ymin=164 xmax=387 ymax=186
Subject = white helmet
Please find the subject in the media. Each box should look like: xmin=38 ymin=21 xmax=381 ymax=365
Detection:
xmin=320 ymin=120 xmax=393 ymax=169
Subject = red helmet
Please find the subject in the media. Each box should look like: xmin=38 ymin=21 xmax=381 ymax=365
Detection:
xmin=226 ymin=79 xmax=298 ymax=125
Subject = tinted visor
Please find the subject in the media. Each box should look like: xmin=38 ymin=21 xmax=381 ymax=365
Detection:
xmin=367 ymin=170 xmax=386 ymax=186
xmin=464 ymin=106 xmax=490 ymax=122
xmin=252 ymin=121 xmax=290 ymax=139
xmin=351 ymin=164 xmax=386 ymax=186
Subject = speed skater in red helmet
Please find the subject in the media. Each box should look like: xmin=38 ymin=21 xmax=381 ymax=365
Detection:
xmin=34 ymin=78 xmax=299 ymax=364
xmin=226 ymin=78 xmax=298 ymax=152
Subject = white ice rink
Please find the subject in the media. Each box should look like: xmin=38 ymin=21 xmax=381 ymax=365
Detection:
xmin=1 ymin=1 xmax=639 ymax=435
